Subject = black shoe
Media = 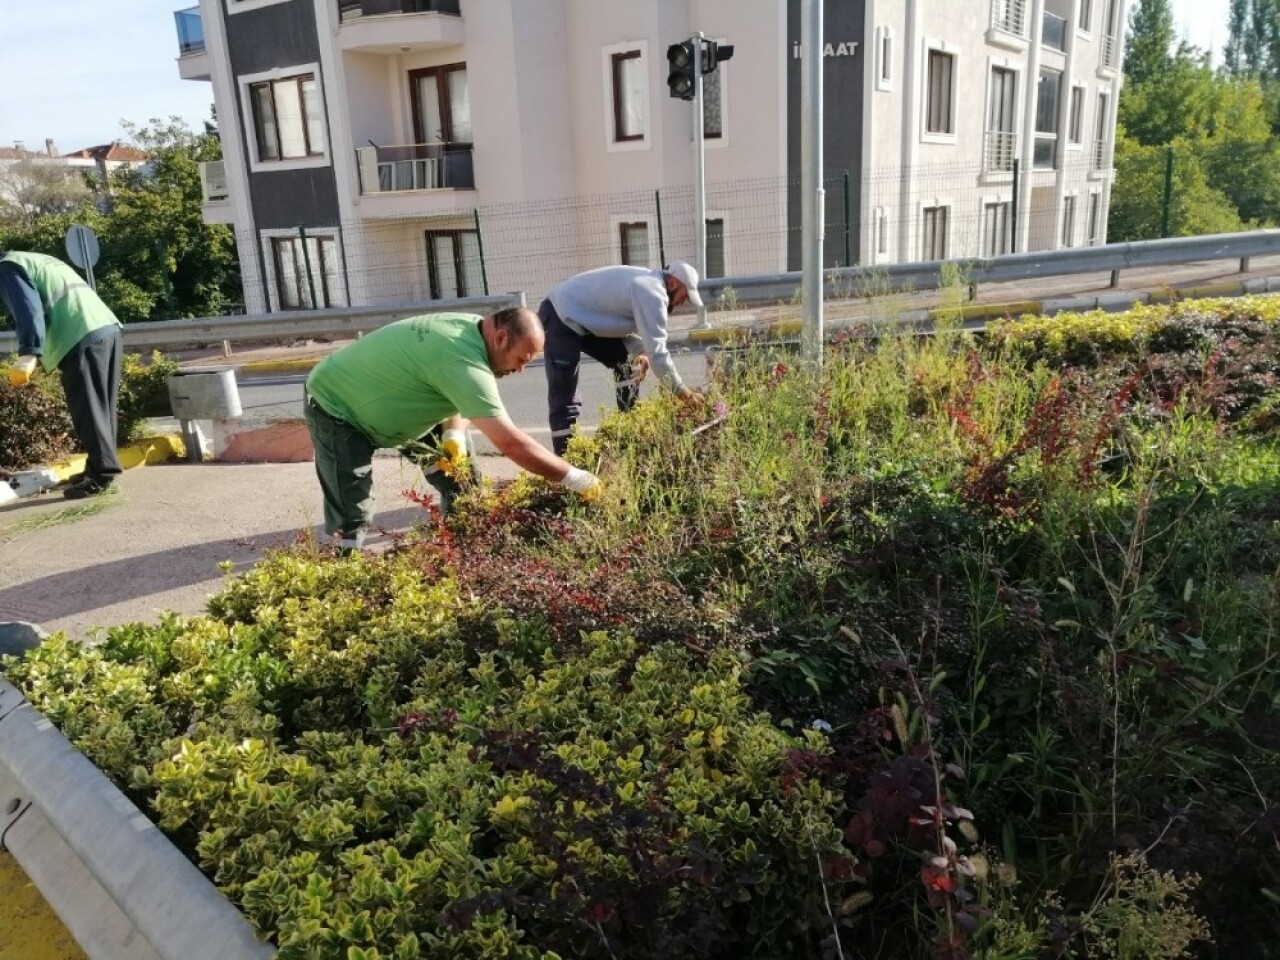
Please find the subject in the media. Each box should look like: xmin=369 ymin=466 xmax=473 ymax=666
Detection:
xmin=63 ymin=478 xmax=113 ymax=500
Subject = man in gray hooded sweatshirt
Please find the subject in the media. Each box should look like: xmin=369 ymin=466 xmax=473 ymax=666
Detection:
xmin=539 ymin=260 xmax=703 ymax=455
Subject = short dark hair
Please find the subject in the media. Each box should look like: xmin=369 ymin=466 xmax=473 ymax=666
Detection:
xmin=492 ymin=306 xmax=540 ymax=339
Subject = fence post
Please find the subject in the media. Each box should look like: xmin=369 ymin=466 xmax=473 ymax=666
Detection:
xmin=1011 ymin=159 xmax=1020 ymax=255
xmin=842 ymin=170 xmax=851 ymax=267
xmin=473 ymin=208 xmax=490 ymax=296
xmin=298 ymin=226 xmax=318 ymax=309
xmin=1160 ymin=146 xmax=1174 ymax=238
xmin=655 ymin=189 xmax=666 ymax=267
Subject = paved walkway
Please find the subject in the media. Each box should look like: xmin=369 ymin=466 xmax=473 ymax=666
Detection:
xmin=0 ymin=455 xmax=518 ymax=642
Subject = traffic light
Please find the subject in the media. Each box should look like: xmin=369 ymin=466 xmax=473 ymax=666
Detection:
xmin=666 ymin=41 xmax=696 ymax=100
xmin=702 ymin=40 xmax=735 ymax=75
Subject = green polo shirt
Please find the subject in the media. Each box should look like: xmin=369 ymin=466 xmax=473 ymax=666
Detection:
xmin=305 ymin=314 xmax=506 ymax=448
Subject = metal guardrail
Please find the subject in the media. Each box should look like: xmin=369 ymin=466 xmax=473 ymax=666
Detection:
xmin=699 ymin=229 xmax=1280 ymax=305
xmin=0 ymin=294 xmax=524 ymax=353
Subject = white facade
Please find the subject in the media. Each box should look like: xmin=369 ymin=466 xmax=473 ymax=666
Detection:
xmin=176 ymin=0 xmax=1125 ymax=314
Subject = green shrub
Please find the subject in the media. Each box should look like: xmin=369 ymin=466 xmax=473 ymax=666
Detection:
xmin=0 ymin=349 xmax=180 ymax=470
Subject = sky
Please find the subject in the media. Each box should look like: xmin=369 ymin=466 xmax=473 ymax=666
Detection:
xmin=0 ymin=0 xmax=1234 ymax=157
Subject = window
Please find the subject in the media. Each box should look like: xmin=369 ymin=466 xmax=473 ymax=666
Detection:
xmin=876 ymin=208 xmax=889 ymax=258
xmin=922 ymin=205 xmax=949 ymax=260
xmin=876 ymin=27 xmax=894 ymax=90
xmin=271 ymin=234 xmax=340 ymax=310
xmin=1062 ymin=194 xmax=1077 ymax=247
xmin=620 ymin=222 xmax=649 ymax=266
xmin=983 ymin=201 xmax=1011 ymax=257
xmin=703 ymin=62 xmax=723 ymax=138
xmin=1088 ymin=191 xmax=1103 ymax=244
xmin=1034 ymin=67 xmax=1062 ymax=168
xmin=986 ymin=66 xmax=1017 ymax=171
xmin=706 ymin=218 xmax=725 ymax=278
xmin=1093 ymin=90 xmax=1111 ymax=167
xmin=1077 ymin=0 xmax=1093 ymax=31
xmin=612 ymin=50 xmax=645 ymax=142
xmin=410 ymin=65 xmax=471 ymax=145
xmin=250 ymin=74 xmax=323 ymax=162
xmin=1068 ymin=85 xmax=1085 ymax=144
xmin=926 ymin=50 xmax=955 ymax=135
xmin=425 ymin=229 xmax=483 ymax=299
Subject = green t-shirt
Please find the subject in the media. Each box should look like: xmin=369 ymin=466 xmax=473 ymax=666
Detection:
xmin=305 ymin=313 xmax=506 ymax=448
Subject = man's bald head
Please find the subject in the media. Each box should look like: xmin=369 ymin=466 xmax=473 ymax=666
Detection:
xmin=483 ymin=306 xmax=544 ymax=377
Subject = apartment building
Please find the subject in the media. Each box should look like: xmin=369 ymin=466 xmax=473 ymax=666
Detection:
xmin=173 ymin=0 xmax=1127 ymax=314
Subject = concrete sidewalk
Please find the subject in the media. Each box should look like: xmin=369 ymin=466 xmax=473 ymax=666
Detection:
xmin=0 ymin=455 xmax=518 ymax=642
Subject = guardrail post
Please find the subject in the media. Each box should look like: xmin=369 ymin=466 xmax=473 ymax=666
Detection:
xmin=1110 ymin=268 xmax=1120 ymax=288
xmin=1241 ymin=256 xmax=1251 ymax=273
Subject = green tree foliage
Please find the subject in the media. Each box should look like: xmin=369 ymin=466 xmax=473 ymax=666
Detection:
xmin=0 ymin=116 xmax=241 ymax=323
xmin=1108 ymin=135 xmax=1246 ymax=241
xmin=1125 ymin=0 xmax=1175 ymax=86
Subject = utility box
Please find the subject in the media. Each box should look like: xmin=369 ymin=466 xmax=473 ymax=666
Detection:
xmin=166 ymin=368 xmax=243 ymax=462
xmin=167 ymin=368 xmax=242 ymax=420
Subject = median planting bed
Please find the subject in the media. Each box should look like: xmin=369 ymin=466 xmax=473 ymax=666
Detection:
xmin=6 ymin=297 xmax=1279 ymax=959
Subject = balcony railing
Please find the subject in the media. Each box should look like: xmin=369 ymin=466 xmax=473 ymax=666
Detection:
xmin=991 ymin=0 xmax=1027 ymax=36
xmin=1101 ymin=33 xmax=1120 ymax=69
xmin=200 ymin=161 xmax=228 ymax=203
xmin=983 ymin=130 xmax=1017 ymax=173
xmin=174 ymin=7 xmax=205 ymax=56
xmin=338 ymin=0 xmax=460 ymax=21
xmin=355 ymin=143 xmax=474 ymax=193
xmin=1091 ymin=138 xmax=1110 ymax=171
xmin=1041 ymin=11 xmax=1068 ymax=51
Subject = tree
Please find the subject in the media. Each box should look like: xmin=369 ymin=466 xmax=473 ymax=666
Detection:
xmin=0 ymin=160 xmax=93 ymax=231
xmin=1108 ymin=133 xmax=1246 ymax=240
xmin=1225 ymin=0 xmax=1251 ymax=75
xmin=1125 ymin=0 xmax=1176 ymax=86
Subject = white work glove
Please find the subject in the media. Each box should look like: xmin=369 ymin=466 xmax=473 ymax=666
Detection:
xmin=5 ymin=356 xmax=37 ymax=387
xmin=560 ymin=466 xmax=603 ymax=500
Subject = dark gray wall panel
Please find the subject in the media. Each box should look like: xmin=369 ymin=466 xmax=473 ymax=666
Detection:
xmin=787 ymin=0 xmax=865 ymax=269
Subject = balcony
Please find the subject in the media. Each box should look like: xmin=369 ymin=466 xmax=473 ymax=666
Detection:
xmin=335 ymin=0 xmax=464 ymax=53
xmin=356 ymin=143 xmax=474 ymax=194
xmin=1041 ymin=11 xmax=1068 ymax=51
xmin=991 ymin=0 xmax=1027 ymax=36
xmin=1091 ymin=138 xmax=1111 ymax=172
xmin=983 ymin=130 xmax=1017 ymax=173
xmin=174 ymin=7 xmax=210 ymax=81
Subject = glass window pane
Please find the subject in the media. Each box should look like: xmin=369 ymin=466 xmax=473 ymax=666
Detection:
xmin=615 ymin=54 xmax=645 ymax=139
xmin=459 ymin=230 xmax=483 ymax=295
xmin=416 ymin=75 xmax=443 ymax=143
xmin=431 ymin=234 xmax=459 ymax=298
xmin=273 ymin=238 xmax=302 ymax=309
xmin=1036 ymin=68 xmax=1061 ymax=134
xmin=253 ymin=83 xmax=279 ymax=161
xmin=274 ymin=79 xmax=308 ymax=158
xmin=301 ymin=77 xmax=323 ymax=155
xmin=927 ymin=52 xmax=953 ymax=134
xmin=447 ymin=69 xmax=472 ymax=142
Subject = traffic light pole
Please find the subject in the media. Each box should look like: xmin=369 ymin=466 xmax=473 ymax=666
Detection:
xmin=691 ymin=32 xmax=710 ymax=328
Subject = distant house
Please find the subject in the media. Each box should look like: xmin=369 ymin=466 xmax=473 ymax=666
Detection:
xmin=59 ymin=142 xmax=150 ymax=183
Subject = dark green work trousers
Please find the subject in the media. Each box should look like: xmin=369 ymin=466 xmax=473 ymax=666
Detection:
xmin=304 ymin=390 xmax=375 ymax=549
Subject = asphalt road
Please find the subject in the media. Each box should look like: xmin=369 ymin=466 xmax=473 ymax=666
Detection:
xmin=235 ymin=351 xmax=711 ymax=445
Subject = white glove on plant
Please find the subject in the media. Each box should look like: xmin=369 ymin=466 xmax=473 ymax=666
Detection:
xmin=560 ymin=466 xmax=602 ymax=499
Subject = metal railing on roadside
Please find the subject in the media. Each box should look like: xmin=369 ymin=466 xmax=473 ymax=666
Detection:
xmin=699 ymin=229 xmax=1280 ymax=306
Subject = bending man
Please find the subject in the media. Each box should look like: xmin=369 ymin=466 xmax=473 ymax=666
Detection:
xmin=0 ymin=250 xmax=124 ymax=499
xmin=540 ymin=261 xmax=703 ymax=455
xmin=304 ymin=306 xmax=599 ymax=551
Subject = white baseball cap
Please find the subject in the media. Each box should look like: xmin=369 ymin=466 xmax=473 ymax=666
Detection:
xmin=664 ymin=260 xmax=703 ymax=309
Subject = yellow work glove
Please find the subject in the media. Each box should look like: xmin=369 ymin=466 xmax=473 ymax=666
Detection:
xmin=5 ymin=356 xmax=37 ymax=387
xmin=561 ymin=466 xmax=603 ymax=501
xmin=432 ymin=428 xmax=470 ymax=479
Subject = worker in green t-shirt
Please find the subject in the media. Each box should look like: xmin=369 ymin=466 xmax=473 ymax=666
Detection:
xmin=304 ymin=306 xmax=600 ymax=551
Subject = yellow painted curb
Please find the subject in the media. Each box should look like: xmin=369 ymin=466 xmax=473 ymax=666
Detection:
xmin=235 ymin=357 xmax=324 ymax=375
xmin=44 ymin=434 xmax=186 ymax=482
xmin=765 ymin=319 xmax=804 ymax=337
xmin=1171 ymin=281 xmax=1245 ymax=300
xmin=927 ymin=300 xmax=1042 ymax=322
xmin=688 ymin=325 xmax=753 ymax=344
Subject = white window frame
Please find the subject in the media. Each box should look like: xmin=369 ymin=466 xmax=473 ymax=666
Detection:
xmin=611 ymin=215 xmax=658 ymax=267
xmin=1068 ymin=83 xmax=1086 ymax=147
xmin=873 ymin=206 xmax=891 ymax=263
xmin=983 ymin=56 xmax=1021 ymax=178
xmin=980 ymin=195 xmax=1013 ymax=258
xmin=1061 ymin=191 xmax=1079 ymax=248
xmin=1087 ymin=188 xmax=1104 ymax=244
xmin=918 ymin=199 xmax=954 ymax=261
xmin=876 ymin=26 xmax=894 ymax=92
xmin=240 ymin=64 xmax=329 ymax=173
xmin=603 ymin=40 xmax=650 ymax=152
xmin=922 ymin=40 xmax=958 ymax=144
xmin=228 ymin=0 xmax=292 ymax=13
xmin=259 ymin=227 xmax=346 ymax=312
xmin=1076 ymin=0 xmax=1094 ymax=35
